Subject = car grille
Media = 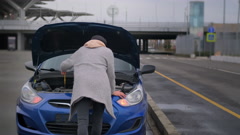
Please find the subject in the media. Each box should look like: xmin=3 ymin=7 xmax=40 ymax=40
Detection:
xmin=48 ymin=100 xmax=71 ymax=108
xmin=46 ymin=122 xmax=111 ymax=135
xmin=47 ymin=100 xmax=111 ymax=134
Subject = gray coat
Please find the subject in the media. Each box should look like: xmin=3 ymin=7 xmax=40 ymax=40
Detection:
xmin=60 ymin=42 xmax=116 ymax=120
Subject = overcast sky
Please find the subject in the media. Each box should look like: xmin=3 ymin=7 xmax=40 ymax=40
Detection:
xmin=40 ymin=0 xmax=239 ymax=24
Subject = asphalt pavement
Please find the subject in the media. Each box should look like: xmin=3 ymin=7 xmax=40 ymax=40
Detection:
xmin=0 ymin=51 xmax=32 ymax=134
xmin=141 ymin=54 xmax=240 ymax=135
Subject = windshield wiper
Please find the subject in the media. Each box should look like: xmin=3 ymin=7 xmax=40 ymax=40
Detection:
xmin=115 ymin=72 xmax=138 ymax=84
xmin=40 ymin=68 xmax=59 ymax=72
xmin=115 ymin=71 xmax=136 ymax=76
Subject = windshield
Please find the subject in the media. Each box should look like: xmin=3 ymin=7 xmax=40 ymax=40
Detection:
xmin=40 ymin=54 xmax=135 ymax=72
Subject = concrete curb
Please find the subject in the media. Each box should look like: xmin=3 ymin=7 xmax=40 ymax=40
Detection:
xmin=211 ymin=56 xmax=240 ymax=64
xmin=147 ymin=93 xmax=180 ymax=135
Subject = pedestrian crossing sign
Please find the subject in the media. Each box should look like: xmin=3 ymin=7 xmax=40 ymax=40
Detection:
xmin=206 ymin=33 xmax=216 ymax=42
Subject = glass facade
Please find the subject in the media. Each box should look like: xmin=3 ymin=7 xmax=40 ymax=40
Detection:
xmin=189 ymin=1 xmax=204 ymax=39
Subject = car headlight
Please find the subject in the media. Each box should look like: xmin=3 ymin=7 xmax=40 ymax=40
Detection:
xmin=21 ymin=82 xmax=42 ymax=104
xmin=117 ymin=84 xmax=143 ymax=106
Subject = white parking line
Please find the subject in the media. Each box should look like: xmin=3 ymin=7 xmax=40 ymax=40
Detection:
xmin=141 ymin=56 xmax=240 ymax=76
xmin=217 ymin=69 xmax=240 ymax=76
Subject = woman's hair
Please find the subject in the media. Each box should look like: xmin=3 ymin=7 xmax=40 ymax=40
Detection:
xmin=91 ymin=35 xmax=107 ymax=45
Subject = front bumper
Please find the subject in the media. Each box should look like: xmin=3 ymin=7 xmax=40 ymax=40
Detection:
xmin=16 ymin=93 xmax=148 ymax=135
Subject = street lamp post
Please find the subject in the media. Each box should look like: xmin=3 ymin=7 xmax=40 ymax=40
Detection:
xmin=223 ymin=0 xmax=226 ymax=55
xmin=237 ymin=0 xmax=240 ymax=56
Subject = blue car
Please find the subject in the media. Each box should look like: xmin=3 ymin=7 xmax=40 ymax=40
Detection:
xmin=16 ymin=22 xmax=155 ymax=135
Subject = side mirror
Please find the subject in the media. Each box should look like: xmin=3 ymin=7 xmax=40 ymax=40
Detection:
xmin=141 ymin=65 xmax=155 ymax=74
xmin=25 ymin=61 xmax=36 ymax=72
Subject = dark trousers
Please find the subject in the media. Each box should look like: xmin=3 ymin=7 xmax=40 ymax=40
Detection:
xmin=76 ymin=98 xmax=105 ymax=135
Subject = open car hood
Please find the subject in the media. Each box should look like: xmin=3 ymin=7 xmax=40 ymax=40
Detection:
xmin=31 ymin=22 xmax=139 ymax=68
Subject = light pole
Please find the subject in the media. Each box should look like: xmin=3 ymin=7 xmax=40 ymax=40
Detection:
xmin=237 ymin=0 xmax=240 ymax=55
xmin=223 ymin=0 xmax=226 ymax=24
xmin=223 ymin=0 xmax=226 ymax=55
xmin=107 ymin=5 xmax=118 ymax=25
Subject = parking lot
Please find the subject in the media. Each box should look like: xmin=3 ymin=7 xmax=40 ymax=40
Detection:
xmin=3 ymin=50 xmax=240 ymax=135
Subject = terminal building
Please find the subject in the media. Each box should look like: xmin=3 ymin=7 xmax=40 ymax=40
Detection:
xmin=0 ymin=0 xmax=93 ymax=50
xmin=0 ymin=0 xmax=190 ymax=53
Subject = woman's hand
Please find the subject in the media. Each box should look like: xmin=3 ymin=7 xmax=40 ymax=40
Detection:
xmin=112 ymin=90 xmax=126 ymax=99
xmin=61 ymin=72 xmax=66 ymax=75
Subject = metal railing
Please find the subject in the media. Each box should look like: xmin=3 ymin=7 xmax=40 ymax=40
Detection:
xmin=0 ymin=19 xmax=189 ymax=32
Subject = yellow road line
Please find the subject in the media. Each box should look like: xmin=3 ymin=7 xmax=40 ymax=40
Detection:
xmin=155 ymin=71 xmax=240 ymax=119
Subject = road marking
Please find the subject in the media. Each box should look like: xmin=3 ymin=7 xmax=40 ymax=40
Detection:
xmin=217 ymin=69 xmax=240 ymax=75
xmin=154 ymin=70 xmax=240 ymax=119
xmin=144 ymin=56 xmax=240 ymax=76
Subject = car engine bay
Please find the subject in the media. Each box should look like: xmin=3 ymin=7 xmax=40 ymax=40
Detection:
xmin=31 ymin=72 xmax=139 ymax=94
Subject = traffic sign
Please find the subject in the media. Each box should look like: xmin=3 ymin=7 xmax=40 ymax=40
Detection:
xmin=206 ymin=33 xmax=216 ymax=42
xmin=208 ymin=27 xmax=215 ymax=33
